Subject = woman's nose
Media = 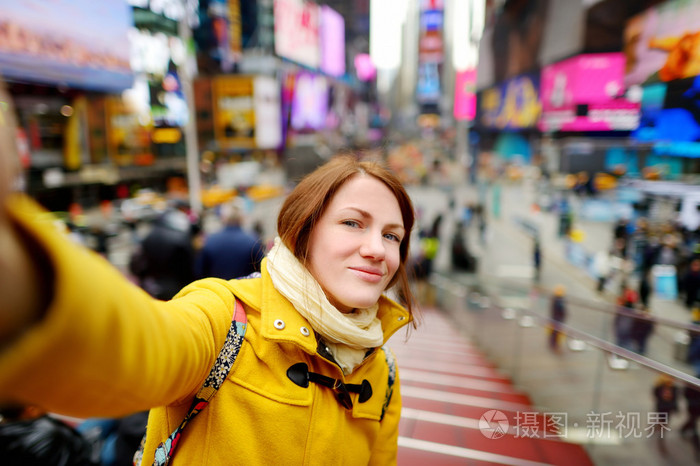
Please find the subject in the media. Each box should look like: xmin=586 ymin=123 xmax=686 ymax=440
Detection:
xmin=360 ymin=232 xmax=386 ymax=259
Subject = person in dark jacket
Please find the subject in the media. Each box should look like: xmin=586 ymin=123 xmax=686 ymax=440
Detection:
xmin=639 ymin=268 xmax=653 ymax=309
xmin=129 ymin=208 xmax=196 ymax=301
xmin=549 ymin=285 xmax=567 ymax=352
xmin=614 ymin=286 xmax=638 ymax=350
xmin=681 ymin=381 xmax=700 ymax=460
xmin=195 ymin=200 xmax=265 ymax=280
xmin=450 ymin=221 xmax=476 ymax=272
xmin=684 ymin=259 xmax=700 ymax=310
xmin=533 ymin=237 xmax=542 ymax=282
xmin=630 ymin=306 xmax=655 ymax=355
xmin=613 ymin=218 xmax=630 ymax=257
xmin=652 ymin=375 xmax=678 ymax=455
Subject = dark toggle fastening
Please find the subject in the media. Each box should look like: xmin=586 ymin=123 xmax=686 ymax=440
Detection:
xmin=286 ymin=363 xmax=373 ymax=409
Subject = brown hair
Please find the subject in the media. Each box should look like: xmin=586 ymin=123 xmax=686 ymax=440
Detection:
xmin=277 ymin=155 xmax=417 ymax=321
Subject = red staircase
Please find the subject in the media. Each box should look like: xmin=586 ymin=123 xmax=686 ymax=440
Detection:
xmin=391 ymin=308 xmax=593 ymax=466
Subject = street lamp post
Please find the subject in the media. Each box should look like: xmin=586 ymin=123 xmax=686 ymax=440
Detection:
xmin=178 ymin=1 xmax=202 ymax=214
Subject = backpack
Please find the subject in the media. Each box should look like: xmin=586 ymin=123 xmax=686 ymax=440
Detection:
xmin=134 ymin=298 xmax=397 ymax=465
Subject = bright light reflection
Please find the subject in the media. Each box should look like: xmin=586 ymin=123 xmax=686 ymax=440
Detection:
xmin=370 ymin=0 xmax=407 ymax=69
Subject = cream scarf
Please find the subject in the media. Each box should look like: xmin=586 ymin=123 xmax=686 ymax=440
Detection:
xmin=266 ymin=237 xmax=384 ymax=374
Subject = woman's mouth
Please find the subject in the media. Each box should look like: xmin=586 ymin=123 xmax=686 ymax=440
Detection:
xmin=349 ymin=267 xmax=384 ymax=284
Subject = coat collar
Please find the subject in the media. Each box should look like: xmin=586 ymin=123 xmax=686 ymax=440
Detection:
xmin=230 ymin=258 xmax=411 ymax=356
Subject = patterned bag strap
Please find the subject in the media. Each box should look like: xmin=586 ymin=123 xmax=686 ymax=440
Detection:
xmin=380 ymin=346 xmax=397 ymax=421
xmin=133 ymin=298 xmax=247 ymax=466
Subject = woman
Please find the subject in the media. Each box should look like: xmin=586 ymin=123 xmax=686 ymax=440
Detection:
xmin=0 ymin=155 xmax=417 ymax=465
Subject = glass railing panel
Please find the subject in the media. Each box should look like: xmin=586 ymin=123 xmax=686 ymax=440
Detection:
xmin=434 ymin=270 xmax=700 ymax=379
xmin=429 ymin=271 xmax=700 ymax=464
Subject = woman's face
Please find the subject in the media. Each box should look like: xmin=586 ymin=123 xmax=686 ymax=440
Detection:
xmin=307 ymin=175 xmax=405 ymax=313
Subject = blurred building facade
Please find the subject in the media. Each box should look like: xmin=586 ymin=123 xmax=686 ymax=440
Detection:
xmin=471 ymin=0 xmax=700 ymax=182
xmin=2 ymin=0 xmax=381 ymax=212
xmin=3 ymin=0 xmax=700 ymax=214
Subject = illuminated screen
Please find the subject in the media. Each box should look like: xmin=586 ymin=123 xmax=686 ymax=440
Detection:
xmin=633 ymin=76 xmax=700 ymax=157
xmin=290 ymin=72 xmax=328 ymax=131
xmin=320 ymin=6 xmax=345 ymax=77
xmin=539 ymin=53 xmax=640 ymax=132
xmin=0 ymin=0 xmax=134 ymax=92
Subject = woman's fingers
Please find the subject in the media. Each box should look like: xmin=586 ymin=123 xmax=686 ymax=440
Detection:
xmin=0 ymin=80 xmax=20 ymax=217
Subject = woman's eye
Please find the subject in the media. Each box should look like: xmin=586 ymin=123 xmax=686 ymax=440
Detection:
xmin=343 ymin=220 xmax=360 ymax=228
xmin=384 ymin=232 xmax=401 ymax=242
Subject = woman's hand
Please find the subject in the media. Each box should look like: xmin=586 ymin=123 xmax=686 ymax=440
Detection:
xmin=0 ymin=83 xmax=46 ymax=346
xmin=0 ymin=83 xmax=19 ymax=215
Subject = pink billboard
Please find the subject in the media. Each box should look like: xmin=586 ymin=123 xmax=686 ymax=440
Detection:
xmin=539 ymin=53 xmax=640 ymax=132
xmin=320 ymin=6 xmax=345 ymax=77
xmin=453 ymin=69 xmax=476 ymax=121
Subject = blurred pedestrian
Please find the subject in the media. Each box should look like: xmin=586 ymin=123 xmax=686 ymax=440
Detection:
xmin=652 ymin=375 xmax=678 ymax=456
xmin=681 ymin=381 xmax=700 ymax=460
xmin=461 ymin=203 xmax=473 ymax=228
xmin=614 ymin=286 xmax=638 ymax=351
xmin=684 ymin=259 xmax=700 ymax=310
xmin=476 ymin=204 xmax=487 ymax=244
xmin=533 ymin=237 xmax=542 ymax=282
xmin=412 ymin=214 xmax=442 ymax=306
xmin=687 ymin=308 xmax=700 ymax=376
xmin=549 ymin=285 xmax=567 ymax=352
xmin=639 ymin=268 xmax=653 ymax=309
xmin=630 ymin=306 xmax=655 ymax=355
xmin=128 ymin=207 xmax=196 ymax=300
xmin=593 ymin=249 xmax=611 ymax=293
xmin=613 ymin=218 xmax=630 ymax=258
xmin=450 ymin=221 xmax=476 ymax=272
xmin=558 ymin=202 xmax=572 ymax=237
xmin=195 ymin=200 xmax=265 ymax=280
xmin=641 ymin=235 xmax=661 ymax=274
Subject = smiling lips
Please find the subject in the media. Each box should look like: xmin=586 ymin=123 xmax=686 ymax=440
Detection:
xmin=349 ymin=266 xmax=384 ymax=284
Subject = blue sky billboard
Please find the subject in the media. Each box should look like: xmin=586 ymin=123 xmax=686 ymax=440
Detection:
xmin=0 ymin=0 xmax=134 ymax=92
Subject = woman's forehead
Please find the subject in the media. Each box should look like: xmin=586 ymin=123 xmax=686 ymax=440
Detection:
xmin=331 ymin=176 xmax=399 ymax=207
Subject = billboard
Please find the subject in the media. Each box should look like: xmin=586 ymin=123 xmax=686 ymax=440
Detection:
xmin=418 ymin=0 xmax=443 ymax=64
xmin=253 ymin=75 xmax=282 ymax=149
xmin=477 ymin=73 xmax=541 ymax=130
xmin=416 ymin=63 xmax=440 ymax=104
xmin=633 ymin=76 xmax=700 ymax=157
xmin=209 ymin=75 xmax=282 ymax=150
xmin=453 ymin=69 xmax=476 ymax=121
xmin=212 ymin=75 xmax=255 ymax=149
xmin=291 ymin=72 xmax=328 ymax=131
xmin=0 ymin=0 xmax=133 ymax=92
xmin=625 ymin=0 xmax=700 ymax=86
xmin=273 ymin=0 xmax=320 ymax=69
xmin=106 ymin=95 xmax=154 ymax=166
xmin=539 ymin=53 xmax=640 ymax=132
xmin=319 ymin=6 xmax=345 ymax=77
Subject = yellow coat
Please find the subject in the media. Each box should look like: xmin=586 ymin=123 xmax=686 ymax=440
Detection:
xmin=0 ymin=196 xmax=410 ymax=465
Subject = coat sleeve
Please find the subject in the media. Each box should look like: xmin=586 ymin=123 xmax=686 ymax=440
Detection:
xmin=0 ymin=196 xmax=235 ymax=418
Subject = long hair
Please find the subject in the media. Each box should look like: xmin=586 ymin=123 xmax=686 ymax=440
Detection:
xmin=277 ymin=155 xmax=417 ymax=323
